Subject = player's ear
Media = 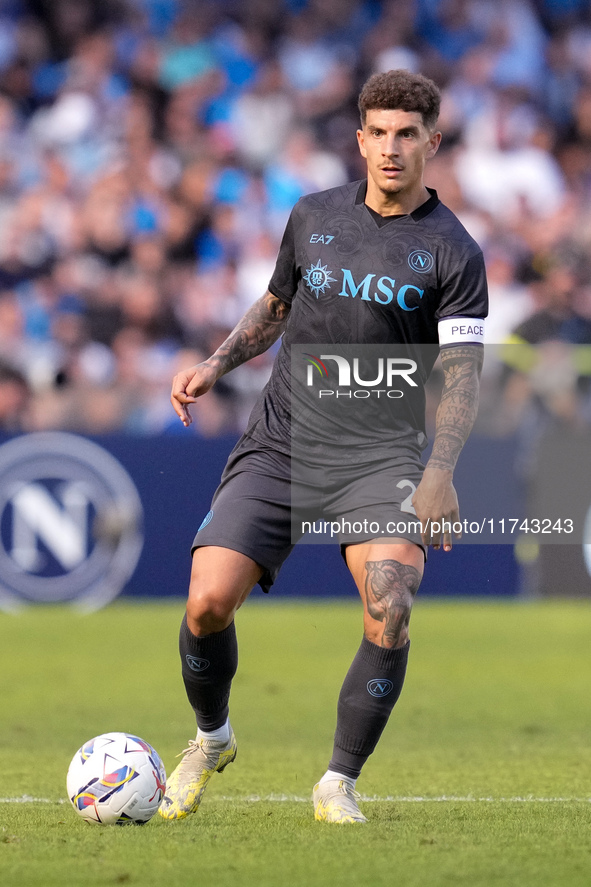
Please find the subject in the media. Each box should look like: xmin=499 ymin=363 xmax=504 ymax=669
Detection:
xmin=357 ymin=128 xmax=367 ymax=159
xmin=426 ymin=130 xmax=442 ymax=160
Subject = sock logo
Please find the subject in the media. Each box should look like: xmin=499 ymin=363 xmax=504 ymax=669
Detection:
xmin=367 ymin=678 xmax=394 ymax=698
xmin=186 ymin=655 xmax=210 ymax=672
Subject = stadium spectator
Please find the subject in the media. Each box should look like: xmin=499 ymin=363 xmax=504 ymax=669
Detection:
xmin=0 ymin=359 xmax=28 ymax=430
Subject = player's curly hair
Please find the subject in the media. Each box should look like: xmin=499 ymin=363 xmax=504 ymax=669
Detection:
xmin=358 ymin=70 xmax=441 ymax=130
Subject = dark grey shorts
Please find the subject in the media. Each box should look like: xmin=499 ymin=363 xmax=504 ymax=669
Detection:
xmin=192 ymin=436 xmax=425 ymax=593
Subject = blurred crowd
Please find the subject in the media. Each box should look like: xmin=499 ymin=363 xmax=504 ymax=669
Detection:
xmin=1 ymin=0 xmax=591 ymax=436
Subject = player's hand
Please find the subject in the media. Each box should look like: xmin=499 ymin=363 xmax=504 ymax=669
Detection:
xmin=412 ymin=465 xmax=461 ymax=552
xmin=171 ymin=362 xmax=219 ymax=427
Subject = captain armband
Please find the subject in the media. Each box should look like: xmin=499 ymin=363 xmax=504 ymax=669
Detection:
xmin=438 ymin=317 xmax=486 ymax=346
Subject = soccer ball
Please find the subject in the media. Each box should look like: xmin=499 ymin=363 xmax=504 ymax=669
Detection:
xmin=66 ymin=732 xmax=166 ymax=825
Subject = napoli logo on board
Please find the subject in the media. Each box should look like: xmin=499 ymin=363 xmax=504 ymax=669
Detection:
xmin=0 ymin=432 xmax=143 ymax=611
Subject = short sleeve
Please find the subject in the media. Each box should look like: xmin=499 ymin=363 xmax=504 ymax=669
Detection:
xmin=435 ymin=251 xmax=489 ymax=322
xmin=268 ymin=211 xmax=299 ymax=305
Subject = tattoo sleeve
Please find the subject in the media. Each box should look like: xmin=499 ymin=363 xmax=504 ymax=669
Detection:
xmin=206 ymin=290 xmax=290 ymax=377
xmin=428 ymin=344 xmax=483 ymax=472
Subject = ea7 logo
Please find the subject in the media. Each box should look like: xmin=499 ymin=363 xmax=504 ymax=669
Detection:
xmin=310 ymin=234 xmax=334 ymax=244
xmin=186 ymin=655 xmax=210 ymax=672
xmin=367 ymin=679 xmax=394 ymax=698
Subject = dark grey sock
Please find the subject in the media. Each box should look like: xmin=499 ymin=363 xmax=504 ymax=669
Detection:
xmin=329 ymin=637 xmax=410 ymax=779
xmin=179 ymin=614 xmax=238 ymax=731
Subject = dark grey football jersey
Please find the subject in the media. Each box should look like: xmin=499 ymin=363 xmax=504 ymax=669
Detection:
xmin=244 ymin=181 xmax=488 ymax=456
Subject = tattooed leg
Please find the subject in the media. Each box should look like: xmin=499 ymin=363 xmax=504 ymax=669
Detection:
xmin=346 ymin=541 xmax=424 ymax=648
xmin=363 ymin=559 xmax=421 ymax=647
xmin=327 ymin=542 xmax=423 ymax=780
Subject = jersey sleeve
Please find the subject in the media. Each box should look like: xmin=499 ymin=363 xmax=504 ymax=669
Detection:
xmin=436 ymin=250 xmax=488 ymax=345
xmin=268 ymin=210 xmax=299 ymax=305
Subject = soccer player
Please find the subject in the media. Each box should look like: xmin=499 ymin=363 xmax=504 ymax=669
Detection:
xmin=161 ymin=69 xmax=487 ymax=824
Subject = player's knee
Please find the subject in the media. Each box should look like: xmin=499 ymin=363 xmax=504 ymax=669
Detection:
xmin=384 ymin=595 xmax=413 ymax=646
xmin=365 ymin=584 xmax=417 ymax=648
xmin=186 ymin=589 xmax=235 ymax=635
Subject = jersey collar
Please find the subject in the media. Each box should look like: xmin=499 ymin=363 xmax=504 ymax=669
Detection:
xmin=355 ymin=180 xmax=440 ymax=222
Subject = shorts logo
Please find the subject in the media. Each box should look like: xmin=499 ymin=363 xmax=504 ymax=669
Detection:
xmin=186 ymin=655 xmax=210 ymax=672
xmin=304 ymin=261 xmax=337 ymax=298
xmin=408 ymin=250 xmax=434 ymax=274
xmin=367 ymin=678 xmax=394 ymax=697
xmin=198 ymin=510 xmax=214 ymax=531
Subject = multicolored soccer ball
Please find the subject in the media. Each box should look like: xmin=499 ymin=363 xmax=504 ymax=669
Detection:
xmin=67 ymin=732 xmax=166 ymax=825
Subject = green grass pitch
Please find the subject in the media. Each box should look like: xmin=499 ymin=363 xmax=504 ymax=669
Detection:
xmin=0 ymin=598 xmax=590 ymax=887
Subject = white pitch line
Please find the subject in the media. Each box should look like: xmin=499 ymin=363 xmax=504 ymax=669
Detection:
xmin=214 ymin=794 xmax=591 ymax=804
xmin=1 ymin=795 xmax=590 ymax=805
xmin=0 ymin=796 xmax=67 ymax=804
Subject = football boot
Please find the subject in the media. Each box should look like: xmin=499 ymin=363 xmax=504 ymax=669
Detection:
xmin=313 ymin=778 xmax=368 ymax=823
xmin=158 ymin=727 xmax=237 ymax=820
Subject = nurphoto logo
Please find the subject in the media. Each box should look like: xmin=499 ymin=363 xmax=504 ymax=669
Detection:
xmin=303 ymin=352 xmax=418 ymax=399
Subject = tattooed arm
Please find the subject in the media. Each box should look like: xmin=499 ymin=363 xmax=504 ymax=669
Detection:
xmin=429 ymin=344 xmax=483 ymax=470
xmin=412 ymin=344 xmax=483 ymax=551
xmin=171 ymin=290 xmax=290 ymax=427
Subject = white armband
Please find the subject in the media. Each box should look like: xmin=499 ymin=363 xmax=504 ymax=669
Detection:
xmin=438 ymin=317 xmax=486 ymax=345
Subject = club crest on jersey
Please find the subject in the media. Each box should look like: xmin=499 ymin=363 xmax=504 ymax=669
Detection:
xmin=408 ymin=250 xmax=434 ymax=273
xmin=304 ymin=260 xmax=337 ymax=298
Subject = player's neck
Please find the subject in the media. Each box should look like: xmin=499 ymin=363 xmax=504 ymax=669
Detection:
xmin=364 ymin=181 xmax=431 ymax=217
